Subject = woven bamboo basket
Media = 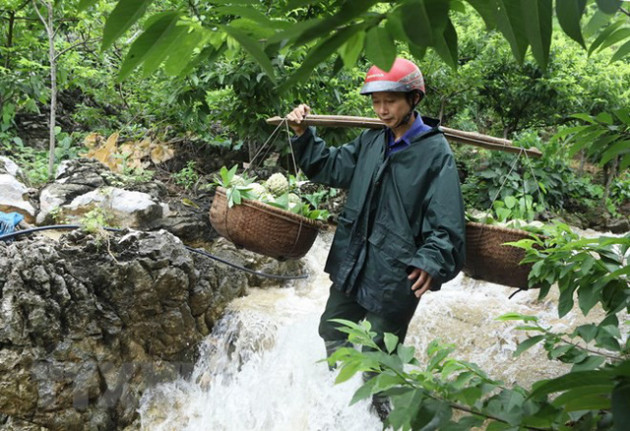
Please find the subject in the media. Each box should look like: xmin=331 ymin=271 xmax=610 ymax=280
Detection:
xmin=209 ymin=187 xmax=323 ymax=260
xmin=463 ymin=222 xmax=537 ymax=289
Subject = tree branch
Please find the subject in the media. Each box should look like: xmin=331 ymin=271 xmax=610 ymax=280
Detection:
xmin=31 ymin=0 xmax=50 ymax=34
xmin=55 ymin=38 xmax=96 ymax=60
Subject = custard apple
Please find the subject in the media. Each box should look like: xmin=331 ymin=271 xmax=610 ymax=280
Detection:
xmin=230 ymin=174 xmax=248 ymax=187
xmin=266 ymin=173 xmax=289 ymax=196
xmin=247 ymin=182 xmax=267 ymax=198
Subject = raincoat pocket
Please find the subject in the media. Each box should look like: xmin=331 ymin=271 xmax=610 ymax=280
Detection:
xmin=364 ymin=226 xmax=419 ymax=318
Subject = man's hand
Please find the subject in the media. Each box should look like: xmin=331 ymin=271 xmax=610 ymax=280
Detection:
xmin=408 ymin=267 xmax=432 ymax=299
xmin=286 ymin=104 xmax=311 ymax=136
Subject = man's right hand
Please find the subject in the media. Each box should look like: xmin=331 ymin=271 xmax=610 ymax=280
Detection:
xmin=286 ymin=104 xmax=311 ymax=136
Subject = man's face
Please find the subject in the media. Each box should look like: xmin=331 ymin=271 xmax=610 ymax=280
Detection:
xmin=371 ymin=92 xmax=411 ymax=128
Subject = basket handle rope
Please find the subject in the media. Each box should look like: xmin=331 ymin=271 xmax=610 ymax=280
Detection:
xmin=238 ymin=116 xmax=309 ymax=260
xmin=471 ymin=147 xmax=545 ymax=288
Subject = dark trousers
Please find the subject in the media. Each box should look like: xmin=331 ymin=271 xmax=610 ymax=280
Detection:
xmin=318 ymin=284 xmax=415 ymax=358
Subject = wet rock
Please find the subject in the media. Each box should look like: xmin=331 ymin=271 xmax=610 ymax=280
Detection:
xmin=606 ymin=217 xmax=629 ymax=234
xmin=0 ymin=228 xmax=249 ymax=430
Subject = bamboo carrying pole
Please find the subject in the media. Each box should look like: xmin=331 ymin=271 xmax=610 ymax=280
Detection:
xmin=266 ymin=115 xmax=542 ymax=158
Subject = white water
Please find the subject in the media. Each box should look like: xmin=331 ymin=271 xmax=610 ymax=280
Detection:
xmin=138 ymin=230 xmax=613 ymax=430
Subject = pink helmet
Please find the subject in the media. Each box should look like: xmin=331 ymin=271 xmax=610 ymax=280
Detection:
xmin=360 ymin=58 xmax=425 ymax=96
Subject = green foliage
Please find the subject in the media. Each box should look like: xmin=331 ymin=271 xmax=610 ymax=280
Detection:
xmin=172 ymin=160 xmax=199 ymax=190
xmin=329 ymin=225 xmax=630 ymax=430
xmin=99 ymin=0 xmax=630 ymax=91
xmin=554 ymin=109 xmax=630 ymax=172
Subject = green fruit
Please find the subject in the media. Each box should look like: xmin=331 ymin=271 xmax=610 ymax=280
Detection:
xmin=266 ymin=173 xmax=289 ymax=196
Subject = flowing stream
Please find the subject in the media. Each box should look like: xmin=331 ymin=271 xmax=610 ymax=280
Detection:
xmin=138 ymin=230 xmax=611 ymax=430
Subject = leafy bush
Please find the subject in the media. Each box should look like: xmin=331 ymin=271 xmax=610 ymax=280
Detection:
xmin=328 ymin=225 xmax=630 ymax=430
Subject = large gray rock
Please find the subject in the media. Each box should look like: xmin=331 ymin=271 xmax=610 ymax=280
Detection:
xmin=36 ymin=158 xmax=166 ymax=228
xmin=0 ymin=156 xmax=36 ymax=223
xmin=0 ymin=228 xmax=249 ymax=430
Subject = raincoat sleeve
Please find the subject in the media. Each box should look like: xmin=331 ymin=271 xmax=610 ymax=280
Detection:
xmin=290 ymin=127 xmax=361 ymax=189
xmin=408 ymin=153 xmax=466 ymax=288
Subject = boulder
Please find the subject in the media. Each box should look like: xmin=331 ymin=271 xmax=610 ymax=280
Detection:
xmin=0 ymin=157 xmax=36 ymax=223
xmin=36 ymin=158 xmax=164 ymax=229
xmin=0 ymin=228 xmax=249 ymax=430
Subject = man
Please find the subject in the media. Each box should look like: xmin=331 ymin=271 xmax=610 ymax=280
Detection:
xmin=287 ymin=57 xmax=466 ymax=419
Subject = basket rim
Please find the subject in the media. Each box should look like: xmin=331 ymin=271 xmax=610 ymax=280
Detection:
xmin=215 ymin=186 xmax=325 ymax=230
xmin=466 ymin=221 xmax=537 ymax=237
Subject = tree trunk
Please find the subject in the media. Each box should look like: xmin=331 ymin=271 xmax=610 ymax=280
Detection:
xmin=33 ymin=0 xmax=57 ymax=178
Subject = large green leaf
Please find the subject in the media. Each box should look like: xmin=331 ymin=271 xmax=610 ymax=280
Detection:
xmin=595 ymin=28 xmax=630 ymax=53
xmin=521 ymin=0 xmax=552 ymax=69
xmin=611 ymin=38 xmax=630 ymax=63
xmin=495 ymin=0 xmax=529 ymax=63
xmin=365 ymin=26 xmax=396 ymax=71
xmin=611 ymin=381 xmax=630 ymax=431
xmin=338 ymin=30 xmax=365 ymax=68
xmin=214 ymin=6 xmax=273 ymax=26
xmin=432 ymin=18 xmax=458 ymax=69
xmin=117 ymin=11 xmax=180 ymax=81
xmin=294 ymin=0 xmax=380 ymax=46
xmin=163 ymin=27 xmax=204 ymax=76
xmin=281 ymin=23 xmax=365 ymax=90
xmin=556 ymin=0 xmax=586 ymax=48
xmin=552 ymin=385 xmax=612 ymax=411
xmin=514 ymin=335 xmax=544 ymax=356
xmin=589 ymin=20 xmax=624 ymax=55
xmin=221 ymin=25 xmax=275 ymax=81
xmin=596 ymin=0 xmax=622 ymax=14
xmin=613 ymin=108 xmax=630 ymax=125
xmin=102 ymin=0 xmax=155 ymax=51
xmin=530 ymin=370 xmax=614 ymax=399
xmin=400 ymin=0 xmax=433 ymax=46
xmin=600 ymin=139 xmax=630 ymax=166
xmin=465 ymin=0 xmax=497 ymax=29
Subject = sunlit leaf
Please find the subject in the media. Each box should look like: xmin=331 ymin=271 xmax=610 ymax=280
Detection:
xmin=163 ymin=27 xmax=204 ymax=76
xmin=611 ymin=39 xmax=630 ymax=63
xmin=117 ymin=12 xmax=180 ymax=81
xmin=588 ymin=20 xmax=624 ymax=55
xmin=384 ymin=332 xmax=399 ymax=354
xmin=102 ymin=0 xmax=155 ymax=51
xmin=596 ymin=28 xmax=630 ymax=53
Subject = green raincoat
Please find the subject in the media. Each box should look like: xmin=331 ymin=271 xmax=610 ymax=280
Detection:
xmin=292 ymin=117 xmax=466 ymax=320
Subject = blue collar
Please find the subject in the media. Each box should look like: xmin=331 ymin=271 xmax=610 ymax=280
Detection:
xmin=386 ymin=112 xmax=431 ymax=154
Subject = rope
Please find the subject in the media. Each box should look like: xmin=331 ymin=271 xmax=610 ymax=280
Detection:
xmin=0 ymin=225 xmax=308 ymax=280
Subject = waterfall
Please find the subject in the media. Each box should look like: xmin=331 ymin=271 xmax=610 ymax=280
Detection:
xmin=138 ymin=230 xmax=611 ymax=430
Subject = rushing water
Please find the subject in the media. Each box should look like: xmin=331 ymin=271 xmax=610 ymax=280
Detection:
xmin=138 ymin=230 xmax=613 ymax=430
